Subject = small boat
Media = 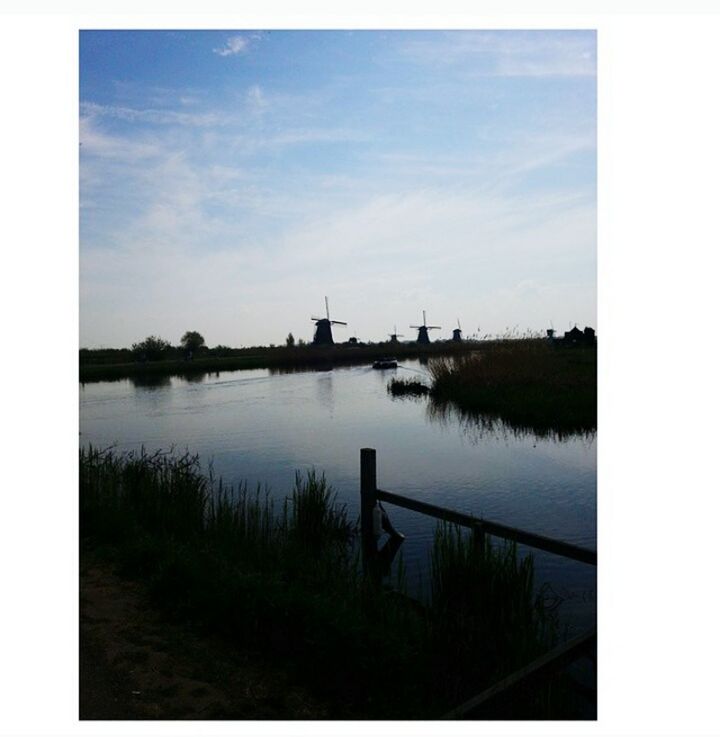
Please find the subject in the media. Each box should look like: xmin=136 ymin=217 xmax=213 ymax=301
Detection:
xmin=372 ymin=357 xmax=398 ymax=369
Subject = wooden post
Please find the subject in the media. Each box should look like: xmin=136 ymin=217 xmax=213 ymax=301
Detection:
xmin=360 ymin=448 xmax=378 ymax=574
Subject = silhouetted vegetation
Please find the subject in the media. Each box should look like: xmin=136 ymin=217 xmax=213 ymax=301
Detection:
xmin=79 ymin=341 xmax=480 ymax=383
xmin=180 ymin=330 xmax=205 ymax=354
xmin=428 ymin=340 xmax=596 ymax=434
xmin=131 ymin=335 xmax=171 ymax=362
xmin=80 ymin=446 xmax=573 ymax=718
xmin=387 ymin=377 xmax=430 ymax=397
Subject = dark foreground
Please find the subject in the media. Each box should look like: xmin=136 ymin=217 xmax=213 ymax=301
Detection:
xmin=80 ymin=446 xmax=595 ymax=720
xmin=80 ymin=560 xmax=327 ymax=719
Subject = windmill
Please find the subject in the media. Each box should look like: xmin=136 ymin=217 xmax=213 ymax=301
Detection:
xmin=311 ymin=296 xmax=347 ymax=346
xmin=452 ymin=318 xmax=463 ymax=343
xmin=388 ymin=325 xmax=404 ymax=344
xmin=410 ymin=310 xmax=441 ymax=345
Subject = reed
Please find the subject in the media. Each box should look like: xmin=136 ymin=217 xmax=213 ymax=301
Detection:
xmin=427 ymin=522 xmax=557 ymax=706
xmin=428 ymin=339 xmax=596 ymax=433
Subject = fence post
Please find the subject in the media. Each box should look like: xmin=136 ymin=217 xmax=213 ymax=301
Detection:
xmin=360 ymin=448 xmax=378 ymax=574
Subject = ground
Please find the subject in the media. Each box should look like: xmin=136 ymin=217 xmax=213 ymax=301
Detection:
xmin=79 ymin=560 xmax=328 ymax=720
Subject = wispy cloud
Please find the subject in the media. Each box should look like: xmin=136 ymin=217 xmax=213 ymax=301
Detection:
xmin=213 ymin=35 xmax=249 ymax=57
xmin=246 ymin=84 xmax=268 ymax=117
xmin=81 ymin=101 xmax=231 ymax=128
xmin=400 ymin=31 xmax=596 ymax=78
xmin=79 ymin=115 xmax=163 ymax=161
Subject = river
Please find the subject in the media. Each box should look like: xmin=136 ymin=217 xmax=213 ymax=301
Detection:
xmin=79 ymin=359 xmax=596 ymax=634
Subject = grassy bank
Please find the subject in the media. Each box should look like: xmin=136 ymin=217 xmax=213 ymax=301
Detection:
xmin=427 ymin=340 xmax=596 ymax=435
xmin=80 ymin=446 xmax=573 ymax=719
xmin=79 ymin=342 xmax=475 ymax=383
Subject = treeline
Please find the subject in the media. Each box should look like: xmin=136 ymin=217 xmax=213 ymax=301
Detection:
xmin=79 ymin=338 xmax=479 ymax=382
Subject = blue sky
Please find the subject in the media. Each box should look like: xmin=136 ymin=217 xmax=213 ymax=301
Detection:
xmin=80 ymin=30 xmax=596 ymax=348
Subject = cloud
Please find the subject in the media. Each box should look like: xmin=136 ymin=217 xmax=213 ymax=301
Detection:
xmin=80 ymin=101 xmax=230 ymax=128
xmin=399 ymin=31 xmax=596 ymax=78
xmin=246 ymin=84 xmax=268 ymax=116
xmin=79 ymin=115 xmax=163 ymax=161
xmin=213 ymin=35 xmax=249 ymax=57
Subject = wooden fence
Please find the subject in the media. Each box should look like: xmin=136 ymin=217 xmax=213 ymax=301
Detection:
xmin=359 ymin=447 xmax=597 ymax=718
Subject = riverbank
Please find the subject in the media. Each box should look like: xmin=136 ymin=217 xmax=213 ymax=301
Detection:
xmin=426 ymin=340 xmax=597 ymax=435
xmin=80 ymin=445 xmax=583 ymax=719
xmin=79 ymin=342 xmax=476 ymax=383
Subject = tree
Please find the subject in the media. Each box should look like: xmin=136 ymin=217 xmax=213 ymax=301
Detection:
xmin=180 ymin=331 xmax=205 ymax=354
xmin=131 ymin=335 xmax=171 ymax=362
xmin=286 ymin=332 xmax=295 ymax=347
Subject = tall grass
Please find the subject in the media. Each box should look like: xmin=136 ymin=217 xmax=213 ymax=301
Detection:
xmin=428 ymin=524 xmax=556 ymax=706
xmin=428 ymin=340 xmax=596 ymax=434
xmin=81 ymin=446 xmax=568 ymax=718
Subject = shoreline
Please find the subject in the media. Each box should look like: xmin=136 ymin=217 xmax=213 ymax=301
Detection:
xmin=79 ymin=341 xmax=479 ymax=383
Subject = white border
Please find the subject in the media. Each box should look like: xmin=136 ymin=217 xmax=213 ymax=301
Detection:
xmin=3 ymin=5 xmax=720 ymax=736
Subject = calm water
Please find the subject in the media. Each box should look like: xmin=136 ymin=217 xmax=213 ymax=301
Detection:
xmin=79 ymin=360 xmax=596 ymax=633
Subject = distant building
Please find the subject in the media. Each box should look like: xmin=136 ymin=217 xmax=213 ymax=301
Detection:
xmin=564 ymin=326 xmax=584 ymax=343
xmin=556 ymin=325 xmax=596 ymax=346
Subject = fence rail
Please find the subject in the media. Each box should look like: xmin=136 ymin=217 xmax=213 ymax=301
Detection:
xmin=443 ymin=626 xmax=597 ymax=719
xmin=361 ymin=448 xmax=596 ymax=566
xmin=359 ymin=447 xmax=597 ymax=718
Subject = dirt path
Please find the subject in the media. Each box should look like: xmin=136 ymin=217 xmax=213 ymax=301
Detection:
xmin=80 ymin=560 xmax=328 ymax=720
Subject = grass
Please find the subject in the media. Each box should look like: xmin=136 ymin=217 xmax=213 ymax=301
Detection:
xmin=80 ymin=446 xmax=581 ymax=719
xmin=427 ymin=339 xmax=596 ymax=435
xmin=428 ymin=524 xmax=556 ymax=707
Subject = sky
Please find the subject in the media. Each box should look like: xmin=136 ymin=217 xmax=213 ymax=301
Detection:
xmin=79 ymin=29 xmax=596 ymax=348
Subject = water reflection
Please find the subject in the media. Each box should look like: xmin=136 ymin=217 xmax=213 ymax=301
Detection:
xmin=268 ymin=363 xmax=335 ymax=375
xmin=426 ymin=398 xmax=597 ymax=444
xmin=130 ymin=374 xmax=172 ymax=389
xmin=183 ymin=370 xmax=207 ymax=384
xmin=315 ymin=370 xmax=335 ymax=410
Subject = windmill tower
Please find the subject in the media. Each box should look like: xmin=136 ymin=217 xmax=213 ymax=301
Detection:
xmin=452 ymin=319 xmax=463 ymax=343
xmin=311 ymin=297 xmax=347 ymax=346
xmin=388 ymin=325 xmax=404 ymax=344
xmin=410 ymin=310 xmax=441 ymax=345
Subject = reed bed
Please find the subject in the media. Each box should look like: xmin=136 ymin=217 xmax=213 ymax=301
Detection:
xmin=81 ymin=446 xmax=568 ymax=718
xmin=387 ymin=377 xmax=430 ymax=397
xmin=428 ymin=340 xmax=596 ymax=434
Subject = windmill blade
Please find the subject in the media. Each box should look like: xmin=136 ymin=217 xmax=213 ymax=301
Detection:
xmin=409 ymin=325 xmax=422 ymax=329
xmin=311 ymin=316 xmax=324 ymax=321
xmin=427 ymin=325 xmax=442 ymax=330
xmin=330 ymin=320 xmax=347 ymax=326
xmin=325 ymin=296 xmax=330 ymax=320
